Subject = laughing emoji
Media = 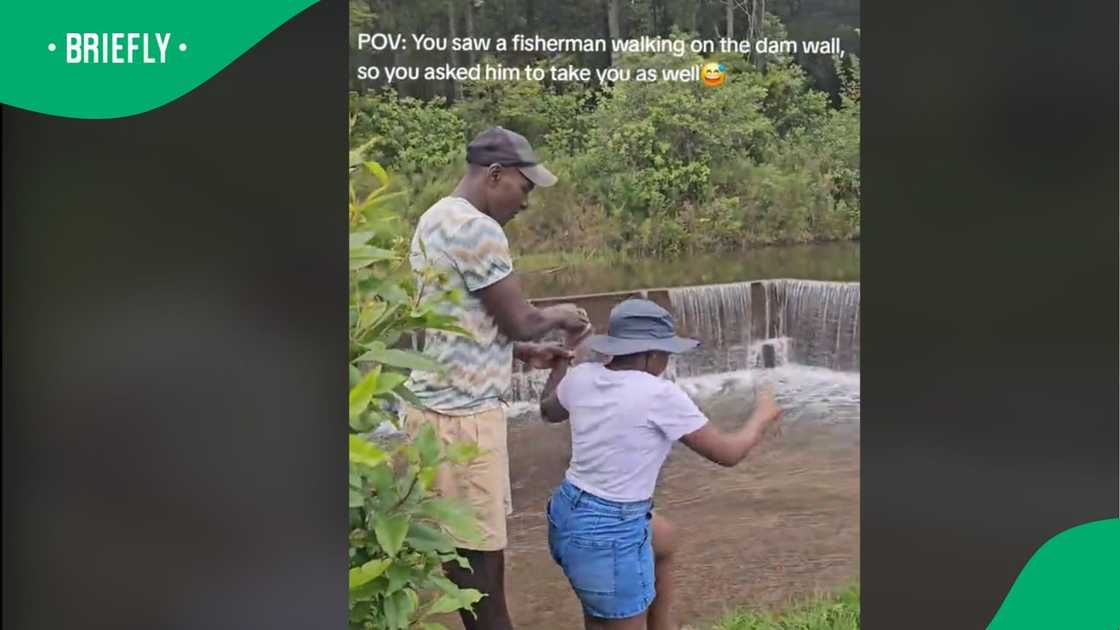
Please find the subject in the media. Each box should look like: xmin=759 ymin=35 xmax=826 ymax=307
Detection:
xmin=701 ymin=62 xmax=727 ymax=87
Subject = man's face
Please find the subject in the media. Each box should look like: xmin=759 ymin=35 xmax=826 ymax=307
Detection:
xmin=486 ymin=165 xmax=534 ymax=225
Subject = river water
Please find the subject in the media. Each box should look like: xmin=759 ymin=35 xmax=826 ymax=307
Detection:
xmin=519 ymin=241 xmax=859 ymax=298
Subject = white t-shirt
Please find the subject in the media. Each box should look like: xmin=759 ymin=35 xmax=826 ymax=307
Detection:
xmin=556 ymin=363 xmax=709 ymax=502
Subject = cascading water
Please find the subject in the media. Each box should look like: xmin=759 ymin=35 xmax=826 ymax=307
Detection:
xmin=765 ymin=280 xmax=860 ymax=372
xmin=666 ymin=279 xmax=859 ymax=376
xmin=506 ymin=279 xmax=860 ymax=424
xmin=668 ymin=282 xmax=754 ymax=376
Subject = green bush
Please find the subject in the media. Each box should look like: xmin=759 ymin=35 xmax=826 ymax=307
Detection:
xmin=577 ymin=45 xmax=775 ymax=218
xmin=453 ymin=58 xmax=595 ymax=155
xmin=348 ymin=150 xmax=485 ymax=629
xmin=350 ymin=89 xmax=467 ymax=174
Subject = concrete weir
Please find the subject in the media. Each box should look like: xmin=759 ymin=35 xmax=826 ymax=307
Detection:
xmin=513 ymin=279 xmax=861 ymax=403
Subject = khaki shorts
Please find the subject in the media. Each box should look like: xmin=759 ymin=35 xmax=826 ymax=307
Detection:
xmin=402 ymin=405 xmax=512 ymax=551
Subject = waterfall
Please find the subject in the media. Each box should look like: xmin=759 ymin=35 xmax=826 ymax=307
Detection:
xmin=668 ymin=279 xmax=860 ymax=376
xmin=766 ymin=279 xmax=860 ymax=371
xmin=508 ymin=279 xmax=860 ymax=405
xmin=668 ymin=282 xmax=754 ymax=376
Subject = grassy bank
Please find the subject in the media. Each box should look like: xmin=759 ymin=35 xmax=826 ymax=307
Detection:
xmin=513 ymin=250 xmax=632 ymax=272
xmin=710 ymin=585 xmax=860 ymax=630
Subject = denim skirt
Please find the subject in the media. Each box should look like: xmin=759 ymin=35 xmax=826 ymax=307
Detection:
xmin=546 ymin=479 xmax=655 ymax=619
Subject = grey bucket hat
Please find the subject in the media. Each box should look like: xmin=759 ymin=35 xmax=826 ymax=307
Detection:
xmin=587 ymin=298 xmax=699 ymax=356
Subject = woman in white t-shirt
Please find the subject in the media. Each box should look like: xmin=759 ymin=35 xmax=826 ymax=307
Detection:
xmin=539 ymin=298 xmax=783 ymax=630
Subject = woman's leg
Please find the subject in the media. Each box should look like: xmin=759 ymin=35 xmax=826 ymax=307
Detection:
xmin=584 ymin=612 xmax=648 ymax=630
xmin=647 ymin=512 xmax=679 ymax=630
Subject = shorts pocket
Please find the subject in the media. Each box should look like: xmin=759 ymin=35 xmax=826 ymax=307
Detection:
xmin=565 ymin=537 xmax=617 ymax=596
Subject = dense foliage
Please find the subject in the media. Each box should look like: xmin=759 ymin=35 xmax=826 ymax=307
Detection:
xmin=350 ymin=35 xmax=860 ymax=256
xmin=347 ymin=145 xmax=484 ymax=629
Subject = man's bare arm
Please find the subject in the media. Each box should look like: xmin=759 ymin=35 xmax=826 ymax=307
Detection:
xmin=477 ymin=274 xmax=588 ymax=341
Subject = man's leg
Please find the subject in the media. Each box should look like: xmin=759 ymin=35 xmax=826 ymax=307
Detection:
xmin=443 ymin=549 xmax=512 ymax=630
xmin=647 ymin=512 xmax=679 ymax=630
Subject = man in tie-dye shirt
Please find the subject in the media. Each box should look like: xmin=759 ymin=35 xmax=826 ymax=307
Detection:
xmin=403 ymin=127 xmax=590 ymax=630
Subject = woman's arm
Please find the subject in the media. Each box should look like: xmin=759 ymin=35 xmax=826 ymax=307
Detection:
xmin=538 ymin=359 xmax=570 ymax=423
xmin=679 ymin=388 xmax=782 ymax=466
xmin=538 ymin=325 xmax=593 ymax=423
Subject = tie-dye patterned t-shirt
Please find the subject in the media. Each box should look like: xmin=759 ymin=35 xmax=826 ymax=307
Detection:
xmin=405 ymin=196 xmax=515 ymax=415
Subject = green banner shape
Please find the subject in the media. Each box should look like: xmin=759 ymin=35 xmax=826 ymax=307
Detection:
xmin=1 ymin=1 xmax=316 ymax=119
xmin=988 ymin=518 xmax=1119 ymax=629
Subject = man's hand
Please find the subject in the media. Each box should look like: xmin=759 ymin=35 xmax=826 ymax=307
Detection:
xmin=515 ymin=342 xmax=574 ymax=369
xmin=567 ymin=324 xmax=601 ymax=365
xmin=543 ymin=303 xmax=590 ymax=335
xmin=565 ymin=322 xmax=593 ymax=348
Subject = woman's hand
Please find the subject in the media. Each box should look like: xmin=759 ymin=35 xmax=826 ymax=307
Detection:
xmin=516 ymin=342 xmax=573 ymax=369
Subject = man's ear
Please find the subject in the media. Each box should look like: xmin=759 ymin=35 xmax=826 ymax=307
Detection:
xmin=487 ymin=163 xmax=503 ymax=182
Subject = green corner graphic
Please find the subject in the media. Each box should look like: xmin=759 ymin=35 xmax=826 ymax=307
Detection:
xmin=0 ymin=1 xmax=317 ymax=119
xmin=988 ymin=518 xmax=1119 ymax=629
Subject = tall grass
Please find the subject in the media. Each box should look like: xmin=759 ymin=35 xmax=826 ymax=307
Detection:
xmin=710 ymin=584 xmax=859 ymax=630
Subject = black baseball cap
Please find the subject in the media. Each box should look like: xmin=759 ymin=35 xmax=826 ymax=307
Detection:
xmin=466 ymin=126 xmax=557 ymax=188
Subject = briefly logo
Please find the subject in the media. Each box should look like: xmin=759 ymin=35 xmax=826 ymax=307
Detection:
xmin=701 ymin=62 xmax=726 ymax=87
xmin=47 ymin=33 xmax=187 ymax=64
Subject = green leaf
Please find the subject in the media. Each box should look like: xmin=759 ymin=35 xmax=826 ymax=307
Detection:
xmin=446 ymin=441 xmax=482 ymax=465
xmin=429 ymin=574 xmax=460 ymax=595
xmin=348 ymin=488 xmax=364 ymax=508
xmin=385 ymin=562 xmax=414 ymax=595
xmin=406 ymin=522 xmax=456 ymax=553
xmin=355 ymin=347 xmax=442 ymax=373
xmin=348 ymin=575 xmax=388 ymax=605
xmin=373 ymin=281 xmax=410 ymax=304
xmin=366 ymin=189 xmax=407 ymax=209
xmin=413 ymin=423 xmax=441 ymax=467
xmin=364 ymin=160 xmax=389 ymax=188
xmin=368 ymin=462 xmax=396 ymax=500
xmin=425 ymin=587 xmax=485 ymax=617
xmin=373 ymin=370 xmax=408 ymax=396
xmin=348 ymin=364 xmax=362 ymax=388
xmin=348 ymin=558 xmax=391 ymax=590
xmin=418 ymin=466 xmax=436 ymax=492
xmin=383 ymin=588 xmax=416 ymax=629
xmin=349 ymin=231 xmax=375 ymax=248
xmin=426 ymin=594 xmax=465 ymax=617
xmin=437 ymin=552 xmax=472 ymax=571
xmin=348 ymin=139 xmax=378 ymax=169
xmin=349 ymin=366 xmax=381 ymax=422
xmin=374 ymin=513 xmax=411 ymax=557
xmin=419 ymin=499 xmax=481 ymax=545
xmin=392 ymin=383 xmax=425 ymax=408
xmin=350 ymin=245 xmax=397 ymax=270
xmin=348 ymin=435 xmax=388 ymax=468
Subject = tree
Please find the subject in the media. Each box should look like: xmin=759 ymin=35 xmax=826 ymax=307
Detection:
xmin=448 ymin=0 xmax=463 ymax=101
xmin=606 ymin=0 xmax=621 ymax=63
xmin=464 ymin=0 xmax=477 ymax=65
